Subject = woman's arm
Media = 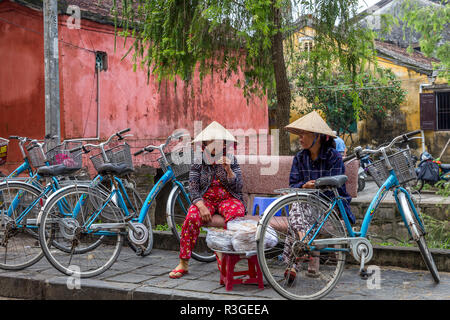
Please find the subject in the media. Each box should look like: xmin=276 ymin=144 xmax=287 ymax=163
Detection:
xmin=289 ymin=154 xmax=307 ymax=189
xmin=188 ymin=164 xmax=203 ymax=204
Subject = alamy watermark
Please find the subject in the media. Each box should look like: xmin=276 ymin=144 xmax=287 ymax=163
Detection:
xmin=66 ymin=265 xmax=81 ymax=290
xmin=366 ymin=265 xmax=382 ymax=290
xmin=66 ymin=5 xmax=81 ymax=30
xmin=165 ymin=121 xmax=281 ymax=175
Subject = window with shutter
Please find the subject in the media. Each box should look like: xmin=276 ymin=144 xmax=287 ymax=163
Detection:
xmin=420 ymin=93 xmax=436 ymax=131
xmin=437 ymin=92 xmax=450 ymax=130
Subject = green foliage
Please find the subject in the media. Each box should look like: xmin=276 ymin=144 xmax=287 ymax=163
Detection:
xmin=435 ymin=179 xmax=450 ymax=198
xmin=294 ymin=66 xmax=406 ymax=137
xmin=421 ymin=212 xmax=450 ymax=250
xmin=400 ymin=0 xmax=450 ymax=81
xmin=110 ymin=0 xmax=379 ymax=99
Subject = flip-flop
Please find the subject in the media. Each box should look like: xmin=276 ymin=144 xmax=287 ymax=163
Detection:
xmin=169 ymin=269 xmax=189 ymax=279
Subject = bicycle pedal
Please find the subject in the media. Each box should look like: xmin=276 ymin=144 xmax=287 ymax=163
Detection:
xmin=359 ymin=269 xmax=369 ymax=280
xmin=135 ymin=247 xmax=143 ymax=256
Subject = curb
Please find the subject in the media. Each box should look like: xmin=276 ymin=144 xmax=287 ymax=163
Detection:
xmin=0 ymin=272 xmax=240 ymax=300
xmin=152 ymin=231 xmax=450 ymax=272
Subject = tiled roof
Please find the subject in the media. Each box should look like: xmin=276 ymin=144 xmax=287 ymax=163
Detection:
xmin=9 ymin=0 xmax=119 ymax=25
xmin=375 ymin=40 xmax=438 ymax=75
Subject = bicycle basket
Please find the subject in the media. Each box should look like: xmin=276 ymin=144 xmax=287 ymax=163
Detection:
xmin=0 ymin=138 xmax=8 ymax=166
xmin=26 ymin=143 xmax=47 ymax=168
xmin=90 ymin=143 xmax=133 ymax=172
xmin=366 ymin=148 xmax=417 ymax=187
xmin=157 ymin=147 xmax=193 ymax=180
xmin=45 ymin=141 xmax=83 ymax=170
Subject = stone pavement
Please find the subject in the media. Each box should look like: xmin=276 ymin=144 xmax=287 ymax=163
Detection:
xmin=0 ymin=247 xmax=448 ymax=300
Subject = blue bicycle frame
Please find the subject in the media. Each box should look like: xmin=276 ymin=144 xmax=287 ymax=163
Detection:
xmin=306 ymin=168 xmax=423 ymax=252
xmin=70 ymin=163 xmax=189 ymax=236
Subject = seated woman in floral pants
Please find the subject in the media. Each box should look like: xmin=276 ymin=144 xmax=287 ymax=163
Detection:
xmin=169 ymin=121 xmax=246 ymax=279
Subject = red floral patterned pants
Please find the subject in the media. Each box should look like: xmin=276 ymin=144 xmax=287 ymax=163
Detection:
xmin=179 ymin=178 xmax=245 ymax=260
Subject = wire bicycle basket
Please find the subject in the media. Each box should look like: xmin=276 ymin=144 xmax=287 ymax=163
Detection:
xmin=366 ymin=148 xmax=417 ymax=187
xmin=0 ymin=138 xmax=8 ymax=166
xmin=26 ymin=142 xmax=47 ymax=168
xmin=157 ymin=147 xmax=193 ymax=181
xmin=46 ymin=141 xmax=83 ymax=170
xmin=90 ymin=143 xmax=133 ymax=172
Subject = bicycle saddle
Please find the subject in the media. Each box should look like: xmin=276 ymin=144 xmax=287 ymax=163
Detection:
xmin=97 ymin=163 xmax=134 ymax=176
xmin=37 ymin=164 xmax=79 ymax=177
xmin=314 ymin=175 xmax=348 ymax=188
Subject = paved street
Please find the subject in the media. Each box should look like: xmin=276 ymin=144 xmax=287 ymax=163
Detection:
xmin=0 ymin=247 xmax=448 ymax=300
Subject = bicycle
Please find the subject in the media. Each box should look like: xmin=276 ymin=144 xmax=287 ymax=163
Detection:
xmin=0 ymin=137 xmax=83 ymax=270
xmin=255 ymin=130 xmax=440 ymax=300
xmin=37 ymin=129 xmax=193 ymax=277
xmin=133 ymin=131 xmax=216 ymax=262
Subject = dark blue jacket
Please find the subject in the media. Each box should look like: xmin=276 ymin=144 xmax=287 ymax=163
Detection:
xmin=289 ymin=147 xmax=355 ymax=224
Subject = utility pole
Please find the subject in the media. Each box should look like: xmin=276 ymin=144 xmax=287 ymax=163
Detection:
xmin=43 ymin=0 xmax=60 ymax=148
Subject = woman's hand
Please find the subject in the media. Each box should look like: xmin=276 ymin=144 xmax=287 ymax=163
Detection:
xmin=196 ymin=200 xmax=212 ymax=223
xmin=302 ymin=180 xmax=316 ymax=189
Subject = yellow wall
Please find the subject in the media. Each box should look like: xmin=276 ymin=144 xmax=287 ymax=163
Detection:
xmin=282 ymin=27 xmax=449 ymax=159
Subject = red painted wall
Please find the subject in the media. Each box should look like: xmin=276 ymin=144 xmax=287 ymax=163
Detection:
xmin=0 ymin=2 xmax=46 ymax=172
xmin=0 ymin=1 xmax=268 ymax=173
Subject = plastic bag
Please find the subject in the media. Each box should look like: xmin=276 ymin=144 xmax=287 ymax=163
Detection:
xmin=227 ymin=218 xmax=258 ymax=233
xmin=228 ymin=218 xmax=278 ymax=252
xmin=205 ymin=227 xmax=235 ymax=251
xmin=231 ymin=230 xmax=256 ymax=252
xmin=263 ymin=225 xmax=278 ymax=249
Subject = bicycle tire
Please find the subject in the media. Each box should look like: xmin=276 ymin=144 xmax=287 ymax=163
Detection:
xmin=166 ymin=183 xmax=215 ymax=263
xmin=38 ymin=185 xmax=124 ymax=278
xmin=397 ymin=192 xmax=440 ymax=283
xmin=256 ymin=193 xmax=347 ymax=300
xmin=0 ymin=181 xmax=46 ymax=270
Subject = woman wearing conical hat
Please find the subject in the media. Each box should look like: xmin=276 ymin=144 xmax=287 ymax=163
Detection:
xmin=282 ymin=111 xmax=355 ymax=282
xmin=169 ymin=121 xmax=246 ymax=279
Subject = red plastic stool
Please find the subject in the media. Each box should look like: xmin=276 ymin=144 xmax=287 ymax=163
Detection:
xmin=216 ymin=252 xmax=264 ymax=291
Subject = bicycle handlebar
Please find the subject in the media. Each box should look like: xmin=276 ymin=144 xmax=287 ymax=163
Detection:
xmin=133 ymin=133 xmax=190 ymax=158
xmin=69 ymin=129 xmax=132 ymax=155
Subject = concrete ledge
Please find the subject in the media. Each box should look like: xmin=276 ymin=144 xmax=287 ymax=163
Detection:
xmin=152 ymin=231 xmax=450 ymax=272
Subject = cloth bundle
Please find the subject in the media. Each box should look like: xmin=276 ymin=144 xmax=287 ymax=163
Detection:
xmin=205 ymin=218 xmax=278 ymax=254
xmin=205 ymin=227 xmax=235 ymax=251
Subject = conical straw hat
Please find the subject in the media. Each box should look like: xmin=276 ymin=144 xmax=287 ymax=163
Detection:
xmin=193 ymin=121 xmax=237 ymax=143
xmin=285 ymin=111 xmax=336 ymax=138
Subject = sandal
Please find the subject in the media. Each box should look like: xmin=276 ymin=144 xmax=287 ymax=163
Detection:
xmin=169 ymin=268 xmax=189 ymax=279
xmin=284 ymin=268 xmax=297 ymax=284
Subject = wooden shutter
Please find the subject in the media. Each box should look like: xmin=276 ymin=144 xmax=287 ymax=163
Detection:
xmin=420 ymin=93 xmax=436 ymax=131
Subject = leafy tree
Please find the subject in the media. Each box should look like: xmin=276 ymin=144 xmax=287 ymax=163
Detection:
xmin=397 ymin=0 xmax=449 ymax=81
xmin=295 ymin=66 xmax=406 ymax=143
xmin=111 ymin=0 xmax=379 ymax=154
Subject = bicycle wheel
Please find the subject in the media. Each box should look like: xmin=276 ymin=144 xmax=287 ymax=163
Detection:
xmin=166 ymin=183 xmax=215 ymax=262
xmin=0 ymin=181 xmax=46 ymax=270
xmin=256 ymin=193 xmax=347 ymax=300
xmin=38 ymin=184 xmax=124 ymax=278
xmin=397 ymin=191 xmax=440 ymax=283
